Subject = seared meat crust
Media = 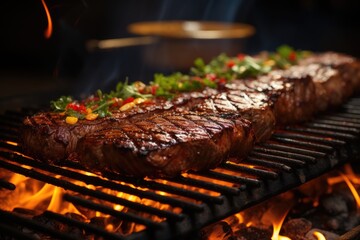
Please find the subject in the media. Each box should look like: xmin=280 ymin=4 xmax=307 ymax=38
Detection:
xmin=21 ymin=51 xmax=360 ymax=177
xmin=75 ymin=112 xmax=254 ymax=177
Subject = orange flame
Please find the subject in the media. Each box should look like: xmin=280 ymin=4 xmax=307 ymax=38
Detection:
xmin=340 ymin=172 xmax=360 ymax=209
xmin=271 ymin=210 xmax=291 ymax=240
xmin=313 ymin=231 xmax=326 ymax=240
xmin=41 ymin=0 xmax=53 ymax=38
xmin=263 ymin=195 xmax=294 ymax=240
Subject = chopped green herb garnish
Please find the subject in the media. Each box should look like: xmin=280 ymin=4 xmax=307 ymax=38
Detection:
xmin=50 ymin=46 xmax=311 ymax=123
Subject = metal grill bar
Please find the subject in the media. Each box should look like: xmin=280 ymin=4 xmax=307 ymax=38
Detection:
xmin=191 ymin=170 xmax=261 ymax=187
xmin=346 ymin=104 xmax=360 ymax=108
xmin=253 ymin=147 xmax=316 ymax=163
xmin=250 ymin=152 xmax=306 ymax=167
xmin=337 ymin=113 xmax=360 ymax=119
xmin=62 ymin=194 xmax=162 ymax=229
xmin=0 ymin=178 xmax=15 ymax=190
xmin=103 ymin=172 xmax=221 ymax=206
xmin=0 ymin=99 xmax=359 ymax=240
xmin=220 ymin=162 xmax=278 ymax=180
xmin=0 ymin=209 xmax=79 ymax=240
xmin=272 ymin=132 xmax=345 ymax=146
xmin=285 ymin=126 xmax=357 ymax=140
xmin=260 ymin=142 xmax=326 ymax=158
xmin=305 ymin=122 xmax=360 ymax=134
xmin=314 ymin=118 xmax=360 ymax=128
xmin=342 ymin=108 xmax=360 ymax=115
xmin=0 ymin=141 xmax=21 ymax=152
xmin=322 ymin=115 xmax=360 ymax=124
xmin=43 ymin=211 xmax=125 ymax=240
xmin=0 ymin=151 xmax=210 ymax=209
xmin=170 ymin=176 xmax=242 ymax=195
xmin=0 ymin=159 xmax=184 ymax=221
xmin=270 ymin=136 xmax=333 ymax=151
xmin=246 ymin=156 xmax=292 ymax=172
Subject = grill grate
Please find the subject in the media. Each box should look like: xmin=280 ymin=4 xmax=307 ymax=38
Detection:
xmin=0 ymin=98 xmax=360 ymax=239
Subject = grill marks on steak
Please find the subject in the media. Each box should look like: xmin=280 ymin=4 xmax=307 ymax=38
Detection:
xmin=193 ymin=91 xmax=275 ymax=142
xmin=299 ymin=52 xmax=360 ymax=104
xmin=75 ymin=112 xmax=254 ymax=177
xmin=20 ymin=96 xmax=199 ymax=162
xmin=22 ymin=112 xmax=113 ymax=163
xmin=21 ymin=51 xmax=360 ymax=177
xmin=225 ymin=70 xmax=317 ymax=124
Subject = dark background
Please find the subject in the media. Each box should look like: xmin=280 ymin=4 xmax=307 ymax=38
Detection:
xmin=0 ymin=0 xmax=359 ymax=109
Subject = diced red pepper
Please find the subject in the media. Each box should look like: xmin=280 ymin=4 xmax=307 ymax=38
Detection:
xmin=111 ymin=97 xmax=122 ymax=107
xmin=218 ymin=78 xmax=227 ymax=84
xmin=151 ymin=85 xmax=158 ymax=95
xmin=205 ymin=73 xmax=217 ymax=81
xmin=288 ymin=51 xmax=297 ymax=62
xmin=66 ymin=102 xmax=87 ymax=114
xmin=123 ymin=97 xmax=135 ymax=105
xmin=226 ymin=60 xmax=235 ymax=68
xmin=237 ymin=53 xmax=245 ymax=61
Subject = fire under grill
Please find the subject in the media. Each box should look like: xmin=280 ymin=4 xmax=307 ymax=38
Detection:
xmin=1 ymin=98 xmax=360 ymax=240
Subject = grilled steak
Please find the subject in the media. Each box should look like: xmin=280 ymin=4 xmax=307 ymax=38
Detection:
xmin=225 ymin=70 xmax=317 ymax=124
xmin=193 ymin=91 xmax=276 ymax=143
xmin=20 ymin=51 xmax=360 ymax=178
xmin=21 ymin=99 xmax=173 ymax=162
xmin=74 ymin=112 xmax=254 ymax=177
xmin=285 ymin=64 xmax=348 ymax=111
xmin=299 ymin=52 xmax=360 ymax=99
xmin=21 ymin=91 xmax=217 ymax=162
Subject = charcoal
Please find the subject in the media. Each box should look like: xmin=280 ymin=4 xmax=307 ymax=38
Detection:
xmin=234 ymin=226 xmax=272 ymax=240
xmin=13 ymin=207 xmax=39 ymax=218
xmin=325 ymin=217 xmax=341 ymax=231
xmin=90 ymin=216 xmax=123 ymax=233
xmin=320 ymin=193 xmax=349 ymax=216
xmin=32 ymin=213 xmax=65 ymax=232
xmin=305 ymin=228 xmax=339 ymax=240
xmin=62 ymin=212 xmax=87 ymax=237
xmin=282 ymin=218 xmax=312 ymax=240
xmin=90 ymin=217 xmax=108 ymax=228
xmin=343 ymin=212 xmax=360 ymax=231
xmin=200 ymin=221 xmax=234 ymax=240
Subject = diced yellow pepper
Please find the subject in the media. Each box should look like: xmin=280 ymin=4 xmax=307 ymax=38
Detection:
xmin=133 ymin=81 xmax=146 ymax=92
xmin=85 ymin=113 xmax=98 ymax=120
xmin=86 ymin=108 xmax=92 ymax=114
xmin=66 ymin=116 xmax=78 ymax=124
xmin=263 ymin=59 xmax=275 ymax=67
xmin=120 ymin=102 xmax=135 ymax=112
xmin=133 ymin=98 xmax=146 ymax=105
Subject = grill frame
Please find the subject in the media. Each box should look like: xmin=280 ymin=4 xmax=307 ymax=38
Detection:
xmin=0 ymin=98 xmax=360 ymax=240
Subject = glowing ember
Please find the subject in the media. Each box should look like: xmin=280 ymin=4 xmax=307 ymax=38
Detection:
xmin=40 ymin=0 xmax=53 ymax=38
xmin=313 ymin=231 xmax=326 ymax=240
